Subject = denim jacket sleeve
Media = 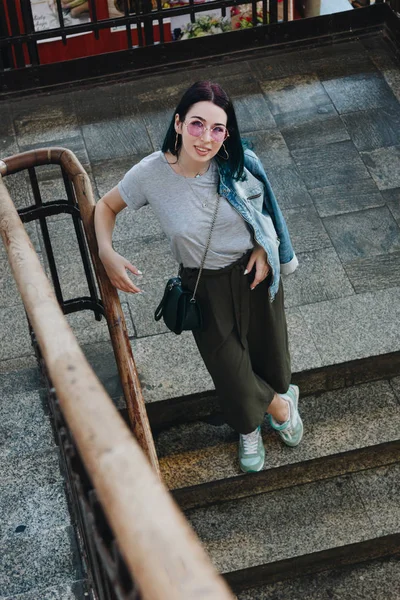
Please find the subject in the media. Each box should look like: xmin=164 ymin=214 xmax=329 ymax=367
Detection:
xmin=244 ymin=148 xmax=298 ymax=275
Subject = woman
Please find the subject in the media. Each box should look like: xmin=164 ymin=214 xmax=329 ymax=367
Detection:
xmin=94 ymin=81 xmax=303 ymax=474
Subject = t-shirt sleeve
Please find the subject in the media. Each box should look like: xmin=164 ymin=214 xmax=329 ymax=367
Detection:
xmin=117 ymin=162 xmax=148 ymax=210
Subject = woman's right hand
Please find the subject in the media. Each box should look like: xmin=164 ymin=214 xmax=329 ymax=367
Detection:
xmin=99 ymin=248 xmax=143 ymax=294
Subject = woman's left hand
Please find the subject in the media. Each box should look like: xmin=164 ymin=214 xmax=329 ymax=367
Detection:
xmin=245 ymin=245 xmax=270 ymax=290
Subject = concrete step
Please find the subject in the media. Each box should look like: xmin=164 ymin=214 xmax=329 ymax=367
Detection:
xmin=3 ymin=580 xmax=89 ymax=600
xmin=0 ymin=479 xmax=71 ymax=543
xmin=0 ymin=525 xmax=83 ymax=599
xmin=1 ymin=449 xmax=63 ymax=488
xmin=0 ymin=368 xmax=85 ymax=599
xmin=185 ymin=464 xmax=400 ymax=591
xmin=156 ymin=379 xmax=400 ymax=509
xmin=237 ymin=556 xmax=400 ymax=599
xmin=0 ymin=385 xmax=55 ymax=460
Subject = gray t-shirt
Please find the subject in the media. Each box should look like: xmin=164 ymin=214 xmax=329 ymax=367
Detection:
xmin=118 ymin=151 xmax=254 ymax=269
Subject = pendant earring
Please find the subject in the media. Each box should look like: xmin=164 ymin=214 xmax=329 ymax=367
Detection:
xmin=175 ymin=133 xmax=179 ymax=153
xmin=219 ymin=143 xmax=229 ymax=161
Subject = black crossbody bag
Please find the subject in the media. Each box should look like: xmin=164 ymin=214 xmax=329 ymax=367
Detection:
xmin=154 ymin=194 xmax=221 ymax=335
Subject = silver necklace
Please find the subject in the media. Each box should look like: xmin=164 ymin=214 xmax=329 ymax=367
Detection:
xmin=181 ymin=161 xmax=218 ymax=209
xmin=176 ymin=158 xmax=210 ymax=179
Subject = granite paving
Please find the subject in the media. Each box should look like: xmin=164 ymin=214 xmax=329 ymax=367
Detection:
xmin=0 ymin=369 xmax=84 ymax=598
xmin=301 ymin=40 xmax=378 ymax=81
xmin=280 ymin=113 xmax=350 ymax=151
xmin=2 ymin=170 xmax=32 ymax=211
xmin=11 ymin=95 xmax=82 ymax=150
xmin=341 ymin=105 xmax=400 ymax=152
xmin=264 ymin=165 xmax=313 ymax=210
xmin=310 ymin=179 xmax=385 ymax=217
xmin=0 ymin=525 xmax=82 ymax=599
xmin=0 ymin=480 xmax=70 ymax=542
xmin=223 ymin=74 xmax=276 ymax=134
xmin=0 ymin=389 xmax=55 ymax=459
xmin=244 ymin=129 xmax=293 ymax=168
xmin=291 ymin=140 xmax=371 ymax=189
xmin=391 ymin=376 xmax=400 ymax=401
xmin=322 ymin=72 xmax=398 ymax=114
xmin=383 ymin=188 xmax=400 ymax=224
xmin=299 ymin=287 xmax=400 ymax=364
xmin=272 ymin=102 xmax=338 ymax=130
xmin=284 ymin=308 xmax=323 ymax=372
xmin=0 ymin=306 xmax=36 ymax=369
xmin=260 ymin=73 xmax=333 ymax=117
xmin=361 ymin=145 xmax=400 ymax=189
xmin=82 ymin=340 xmax=124 ymax=407
xmin=344 ymin=252 xmax=400 ymax=294
xmin=135 ymin=91 xmax=185 ymax=150
xmin=0 ymin=104 xmax=17 ymax=157
xmin=323 ymin=205 xmax=400 ymax=261
xmin=283 ymin=247 xmax=354 ymax=308
xmin=1 ymin=34 xmax=400 ymax=387
xmin=281 ymin=205 xmax=332 ymax=253
xmin=1 ymin=449 xmax=63 ymax=488
xmin=73 ymin=82 xmax=153 ymax=162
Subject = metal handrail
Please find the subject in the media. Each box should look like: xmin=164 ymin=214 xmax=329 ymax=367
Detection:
xmin=0 ymin=148 xmax=159 ymax=475
xmin=0 ymin=169 xmax=234 ymax=600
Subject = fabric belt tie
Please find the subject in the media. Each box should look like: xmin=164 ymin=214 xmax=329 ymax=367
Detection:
xmin=181 ymin=249 xmax=253 ymax=350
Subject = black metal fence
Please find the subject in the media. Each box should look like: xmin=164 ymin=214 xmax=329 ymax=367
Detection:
xmin=40 ymin=357 xmax=141 ymax=600
xmin=19 ymin=163 xmax=104 ymax=320
xmin=0 ymin=0 xmax=289 ymax=67
xmin=2 ymin=0 xmax=396 ymax=94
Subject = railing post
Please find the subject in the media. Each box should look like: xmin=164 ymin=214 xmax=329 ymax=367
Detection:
xmin=141 ymin=0 xmax=154 ymax=46
xmin=2 ymin=0 xmax=25 ymax=68
xmin=0 ymin=148 xmax=160 ymax=476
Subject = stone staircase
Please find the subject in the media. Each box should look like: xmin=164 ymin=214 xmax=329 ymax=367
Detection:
xmin=0 ymin=368 xmax=88 ymax=599
xmin=85 ymin=339 xmax=400 ymax=596
xmin=2 ymin=28 xmax=400 ymax=598
xmin=154 ymin=378 xmax=400 ymax=594
xmin=1 ymin=334 xmax=399 ymax=598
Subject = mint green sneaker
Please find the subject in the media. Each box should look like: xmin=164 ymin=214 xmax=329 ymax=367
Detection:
xmin=269 ymin=385 xmax=303 ymax=447
xmin=239 ymin=426 xmax=265 ymax=473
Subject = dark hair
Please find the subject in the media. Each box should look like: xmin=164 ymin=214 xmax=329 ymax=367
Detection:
xmin=161 ymin=81 xmax=245 ymax=180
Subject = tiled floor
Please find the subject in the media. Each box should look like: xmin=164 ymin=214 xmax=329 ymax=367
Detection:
xmin=1 ymin=34 xmax=400 ymax=398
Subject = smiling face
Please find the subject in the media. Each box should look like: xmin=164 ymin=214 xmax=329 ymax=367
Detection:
xmin=175 ymin=101 xmax=228 ymax=166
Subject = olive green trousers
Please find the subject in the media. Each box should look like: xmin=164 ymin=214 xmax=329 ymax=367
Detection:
xmin=181 ymin=251 xmax=292 ymax=434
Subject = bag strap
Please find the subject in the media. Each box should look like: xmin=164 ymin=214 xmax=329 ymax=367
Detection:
xmin=191 ymin=194 xmax=221 ymax=302
xmin=155 ymin=280 xmax=174 ymax=321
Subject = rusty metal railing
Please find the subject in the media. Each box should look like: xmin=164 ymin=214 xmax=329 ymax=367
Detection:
xmin=0 ymin=163 xmax=234 ymax=599
xmin=0 ymin=148 xmax=159 ymax=475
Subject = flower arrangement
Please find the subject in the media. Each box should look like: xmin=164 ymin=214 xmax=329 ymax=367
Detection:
xmin=180 ymin=15 xmax=231 ymax=39
xmin=162 ymin=0 xmax=217 ymax=8
xmin=230 ymin=2 xmax=267 ymax=29
xmin=162 ymin=0 xmax=187 ymax=7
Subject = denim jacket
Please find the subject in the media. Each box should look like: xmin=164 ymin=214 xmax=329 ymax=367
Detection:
xmin=217 ymin=148 xmax=298 ymax=301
